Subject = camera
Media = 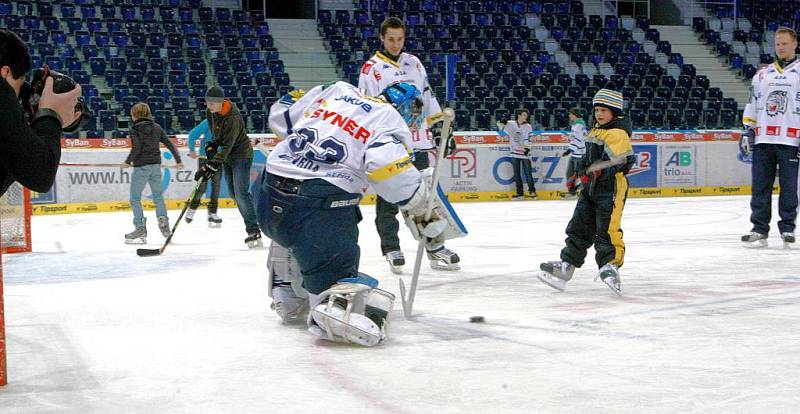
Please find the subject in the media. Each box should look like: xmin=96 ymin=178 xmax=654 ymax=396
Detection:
xmin=18 ymin=65 xmax=90 ymax=132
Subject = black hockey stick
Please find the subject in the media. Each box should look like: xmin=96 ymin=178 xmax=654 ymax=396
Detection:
xmin=136 ymin=178 xmax=206 ymax=257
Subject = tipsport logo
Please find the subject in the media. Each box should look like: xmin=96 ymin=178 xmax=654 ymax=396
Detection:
xmin=449 ymin=149 xmax=477 ymax=178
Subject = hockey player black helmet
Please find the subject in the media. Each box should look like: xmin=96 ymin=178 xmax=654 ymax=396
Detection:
xmin=381 ymin=82 xmax=424 ymax=129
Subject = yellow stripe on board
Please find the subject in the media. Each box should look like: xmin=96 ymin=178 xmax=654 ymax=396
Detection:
xmin=31 ymin=185 xmax=769 ymax=215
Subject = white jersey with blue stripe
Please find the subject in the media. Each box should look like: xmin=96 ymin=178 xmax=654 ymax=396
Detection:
xmin=267 ymin=81 xmax=421 ymax=204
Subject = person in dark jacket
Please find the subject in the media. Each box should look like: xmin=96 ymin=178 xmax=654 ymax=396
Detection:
xmin=537 ymin=88 xmax=637 ymax=296
xmin=123 ymin=102 xmax=183 ymax=244
xmin=0 ymin=29 xmax=83 ymax=197
xmin=195 ymin=85 xmax=262 ymax=248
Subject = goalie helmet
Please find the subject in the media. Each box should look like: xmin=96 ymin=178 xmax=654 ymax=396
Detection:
xmin=381 ymin=82 xmax=424 ymax=129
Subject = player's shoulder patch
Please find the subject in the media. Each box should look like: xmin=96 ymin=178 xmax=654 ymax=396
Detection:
xmin=361 ymin=57 xmax=378 ymax=75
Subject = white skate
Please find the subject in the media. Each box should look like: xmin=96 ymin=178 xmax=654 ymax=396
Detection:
xmin=208 ymin=213 xmax=222 ymax=228
xmin=245 ymin=232 xmax=264 ymax=249
xmin=537 ymin=260 xmax=575 ymax=291
xmin=595 ymin=263 xmax=622 ymax=296
xmin=741 ymin=231 xmax=768 ymax=248
xmin=782 ymin=232 xmax=795 ymax=249
xmin=427 ymin=246 xmax=460 ymax=270
xmin=385 ymin=250 xmax=405 ymax=274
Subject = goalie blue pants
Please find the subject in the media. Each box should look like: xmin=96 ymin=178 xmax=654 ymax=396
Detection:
xmin=255 ymin=171 xmax=362 ymax=295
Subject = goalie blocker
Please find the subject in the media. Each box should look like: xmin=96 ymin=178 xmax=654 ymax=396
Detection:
xmin=400 ymin=168 xmax=468 ymax=248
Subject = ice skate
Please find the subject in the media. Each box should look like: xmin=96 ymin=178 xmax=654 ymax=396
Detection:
xmin=782 ymin=232 xmax=795 ymax=249
xmin=208 ymin=213 xmax=222 ymax=228
xmin=124 ymin=218 xmax=147 ymax=244
xmin=157 ymin=216 xmax=171 ymax=237
xmin=511 ymin=194 xmax=525 ymax=200
xmin=595 ymin=263 xmax=622 ymax=296
xmin=385 ymin=250 xmax=405 ymax=274
xmin=741 ymin=231 xmax=768 ymax=248
xmin=184 ymin=208 xmax=196 ymax=223
xmin=245 ymin=232 xmax=264 ymax=249
xmin=525 ymin=190 xmax=537 ymax=199
xmin=537 ymin=260 xmax=575 ymax=291
xmin=427 ymin=246 xmax=460 ymax=270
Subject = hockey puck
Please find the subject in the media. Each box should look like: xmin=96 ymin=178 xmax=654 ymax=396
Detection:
xmin=469 ymin=316 xmax=485 ymax=323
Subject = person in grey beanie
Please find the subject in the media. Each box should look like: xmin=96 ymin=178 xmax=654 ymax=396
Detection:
xmin=196 ymin=85 xmax=263 ymax=248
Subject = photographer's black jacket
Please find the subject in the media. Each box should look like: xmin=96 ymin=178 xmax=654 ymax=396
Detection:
xmin=125 ymin=118 xmax=182 ymax=166
xmin=0 ymin=79 xmax=62 ymax=196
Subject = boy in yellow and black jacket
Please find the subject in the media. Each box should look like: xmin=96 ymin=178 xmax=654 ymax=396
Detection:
xmin=537 ymin=88 xmax=636 ymax=295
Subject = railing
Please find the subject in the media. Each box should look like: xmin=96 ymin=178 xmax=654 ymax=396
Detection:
xmin=679 ymin=0 xmax=737 ymax=24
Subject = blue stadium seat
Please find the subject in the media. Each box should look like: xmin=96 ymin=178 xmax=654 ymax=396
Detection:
xmin=250 ymin=110 xmax=268 ymax=132
xmin=177 ymin=110 xmax=196 ymax=131
xmin=648 ymin=109 xmax=665 ymax=129
xmin=99 ymin=110 xmax=116 ymax=131
xmin=684 ymin=108 xmax=700 ymax=128
xmin=155 ymin=110 xmax=172 ymax=132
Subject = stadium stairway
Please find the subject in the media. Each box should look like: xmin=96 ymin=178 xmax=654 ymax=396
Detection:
xmin=654 ymin=24 xmax=750 ymax=109
xmin=266 ymin=19 xmax=339 ymax=91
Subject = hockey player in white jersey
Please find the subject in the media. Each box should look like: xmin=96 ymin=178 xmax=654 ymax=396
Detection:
xmin=359 ymin=16 xmax=461 ymax=273
xmin=739 ymin=27 xmax=799 ymax=248
xmin=254 ymin=81 xmax=465 ymax=346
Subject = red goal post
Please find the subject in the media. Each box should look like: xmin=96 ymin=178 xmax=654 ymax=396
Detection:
xmin=0 ymin=182 xmax=33 ymax=386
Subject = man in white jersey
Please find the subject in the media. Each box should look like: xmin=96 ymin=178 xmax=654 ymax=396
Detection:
xmin=740 ymin=27 xmax=800 ymax=248
xmin=359 ymin=16 xmax=460 ymax=273
xmin=254 ymin=82 xmax=452 ymax=346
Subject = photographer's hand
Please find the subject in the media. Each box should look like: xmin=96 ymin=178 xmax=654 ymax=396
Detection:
xmin=38 ymin=77 xmax=82 ymax=128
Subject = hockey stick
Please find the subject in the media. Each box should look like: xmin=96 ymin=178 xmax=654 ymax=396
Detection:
xmin=399 ymin=108 xmax=455 ymax=319
xmin=136 ymin=177 xmax=207 ymax=257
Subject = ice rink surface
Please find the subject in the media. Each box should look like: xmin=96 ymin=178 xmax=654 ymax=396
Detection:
xmin=2 ymin=195 xmax=800 ymax=413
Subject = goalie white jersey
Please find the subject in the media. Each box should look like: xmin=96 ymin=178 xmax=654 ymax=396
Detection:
xmin=743 ymin=59 xmax=800 ymax=147
xmin=267 ymin=81 xmax=421 ymax=204
xmin=358 ymin=51 xmax=443 ymax=151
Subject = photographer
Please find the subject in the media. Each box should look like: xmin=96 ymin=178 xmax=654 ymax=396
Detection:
xmin=0 ymin=29 xmax=82 ymax=196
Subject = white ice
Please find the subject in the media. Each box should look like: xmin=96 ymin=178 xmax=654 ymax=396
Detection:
xmin=2 ymin=196 xmax=800 ymax=413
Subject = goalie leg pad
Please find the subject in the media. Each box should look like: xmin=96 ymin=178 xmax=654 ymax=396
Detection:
xmin=268 ymin=241 xmax=308 ymax=323
xmin=307 ymin=275 xmax=395 ymax=346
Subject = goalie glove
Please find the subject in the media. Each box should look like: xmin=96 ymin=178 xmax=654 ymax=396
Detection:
xmin=398 ymin=177 xmax=446 ymax=239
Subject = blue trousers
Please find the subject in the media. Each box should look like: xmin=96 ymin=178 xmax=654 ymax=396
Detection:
xmin=130 ymin=164 xmax=167 ymax=226
xmin=750 ymin=144 xmax=799 ymax=235
xmin=511 ymin=157 xmax=536 ymax=195
xmin=223 ymin=157 xmax=261 ymax=235
xmin=255 ymin=172 xmax=362 ymax=295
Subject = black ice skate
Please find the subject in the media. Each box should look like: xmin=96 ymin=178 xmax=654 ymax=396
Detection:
xmin=537 ymin=260 xmax=574 ymax=291
xmin=561 ymin=192 xmax=578 ymax=200
xmin=384 ymin=250 xmax=405 ymax=274
xmin=208 ymin=213 xmax=222 ymax=228
xmin=511 ymin=194 xmax=525 ymax=200
xmin=595 ymin=263 xmax=622 ymax=296
xmin=427 ymin=246 xmax=460 ymax=270
xmin=782 ymin=232 xmax=795 ymax=249
xmin=525 ymin=190 xmax=537 ymax=199
xmin=157 ymin=216 xmax=171 ymax=237
xmin=184 ymin=208 xmax=196 ymax=224
xmin=125 ymin=218 xmax=147 ymax=244
xmin=245 ymin=232 xmax=264 ymax=249
xmin=741 ymin=231 xmax=768 ymax=248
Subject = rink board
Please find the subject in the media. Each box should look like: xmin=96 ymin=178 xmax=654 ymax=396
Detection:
xmin=31 ymin=130 xmax=759 ymax=215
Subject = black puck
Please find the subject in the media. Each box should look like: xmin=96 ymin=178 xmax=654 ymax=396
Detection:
xmin=469 ymin=316 xmax=485 ymax=323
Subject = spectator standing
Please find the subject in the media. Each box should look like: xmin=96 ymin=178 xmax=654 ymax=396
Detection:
xmin=123 ymin=102 xmax=184 ymax=244
xmin=498 ymin=109 xmax=537 ymax=199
